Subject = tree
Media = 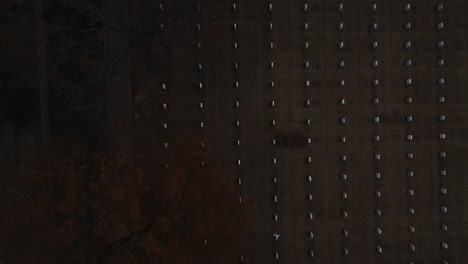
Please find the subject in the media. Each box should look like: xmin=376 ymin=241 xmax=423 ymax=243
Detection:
xmin=0 ymin=135 xmax=244 ymax=263
xmin=0 ymin=0 xmax=41 ymax=180
xmin=103 ymin=0 xmax=134 ymax=160
xmin=35 ymin=0 xmax=50 ymax=144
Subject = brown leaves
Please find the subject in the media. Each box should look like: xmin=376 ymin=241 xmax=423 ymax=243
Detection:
xmin=0 ymin=134 xmax=244 ymax=263
xmin=135 ymin=134 xmax=244 ymax=263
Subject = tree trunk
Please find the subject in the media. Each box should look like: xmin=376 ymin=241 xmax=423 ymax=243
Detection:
xmin=35 ymin=0 xmax=50 ymax=144
xmin=103 ymin=0 xmax=134 ymax=160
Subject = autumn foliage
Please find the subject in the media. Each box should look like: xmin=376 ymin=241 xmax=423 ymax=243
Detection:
xmin=0 ymin=136 xmax=243 ymax=263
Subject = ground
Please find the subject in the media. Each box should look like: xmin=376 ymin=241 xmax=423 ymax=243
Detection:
xmin=156 ymin=1 xmax=468 ymax=263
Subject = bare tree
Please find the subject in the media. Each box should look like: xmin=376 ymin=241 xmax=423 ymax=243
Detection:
xmin=35 ymin=0 xmax=49 ymax=144
xmin=103 ymin=0 xmax=134 ymax=160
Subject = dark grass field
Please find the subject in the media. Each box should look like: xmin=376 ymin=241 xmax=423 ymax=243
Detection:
xmin=157 ymin=1 xmax=467 ymax=263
